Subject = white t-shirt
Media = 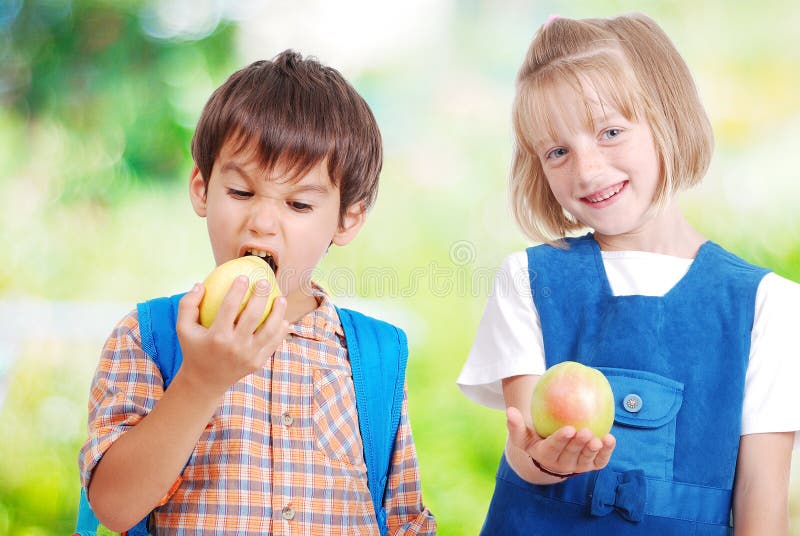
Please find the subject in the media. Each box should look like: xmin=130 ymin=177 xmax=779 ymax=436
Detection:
xmin=457 ymin=250 xmax=800 ymax=449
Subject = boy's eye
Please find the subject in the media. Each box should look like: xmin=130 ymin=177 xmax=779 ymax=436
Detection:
xmin=602 ymin=128 xmax=622 ymax=140
xmin=545 ymin=147 xmax=568 ymax=160
xmin=289 ymin=201 xmax=312 ymax=212
xmin=227 ymin=188 xmax=253 ymax=199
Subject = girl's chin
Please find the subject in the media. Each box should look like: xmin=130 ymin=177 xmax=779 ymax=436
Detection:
xmin=587 ymin=223 xmax=639 ymax=240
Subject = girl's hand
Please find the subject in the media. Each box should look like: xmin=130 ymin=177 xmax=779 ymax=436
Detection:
xmin=174 ymin=277 xmax=289 ymax=398
xmin=506 ymin=406 xmax=616 ymax=477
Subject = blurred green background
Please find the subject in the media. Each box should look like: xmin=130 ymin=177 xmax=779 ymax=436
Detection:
xmin=1 ymin=0 xmax=798 ymax=534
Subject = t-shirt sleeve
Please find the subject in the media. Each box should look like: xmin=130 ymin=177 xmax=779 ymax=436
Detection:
xmin=741 ymin=272 xmax=800 ymax=449
xmin=78 ymin=309 xmax=166 ymax=489
xmin=456 ymin=251 xmax=546 ymax=409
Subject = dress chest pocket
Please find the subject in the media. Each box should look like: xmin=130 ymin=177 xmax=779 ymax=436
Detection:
xmin=598 ymin=367 xmax=684 ymax=480
xmin=312 ymin=366 xmax=364 ymax=466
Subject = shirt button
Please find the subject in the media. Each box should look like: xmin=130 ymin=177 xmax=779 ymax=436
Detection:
xmin=281 ymin=412 xmax=294 ymax=426
xmin=623 ymin=394 xmax=643 ymax=413
xmin=282 ymin=506 xmax=295 ymax=520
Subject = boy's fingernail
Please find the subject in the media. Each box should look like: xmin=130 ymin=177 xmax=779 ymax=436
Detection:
xmin=237 ymin=275 xmax=248 ymax=284
xmin=192 ymin=283 xmax=201 ymax=292
xmin=256 ymin=279 xmax=269 ymax=290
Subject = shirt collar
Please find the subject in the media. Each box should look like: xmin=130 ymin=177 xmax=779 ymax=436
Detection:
xmin=287 ymin=282 xmax=344 ymax=341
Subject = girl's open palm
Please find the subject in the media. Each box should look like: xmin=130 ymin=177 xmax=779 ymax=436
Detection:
xmin=506 ymin=406 xmax=616 ymax=476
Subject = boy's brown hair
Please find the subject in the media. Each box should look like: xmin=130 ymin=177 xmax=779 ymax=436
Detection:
xmin=510 ymin=13 xmax=714 ymax=243
xmin=191 ymin=50 xmax=382 ymax=224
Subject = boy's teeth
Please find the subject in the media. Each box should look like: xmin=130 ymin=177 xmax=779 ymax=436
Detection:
xmin=246 ymin=249 xmax=272 ymax=259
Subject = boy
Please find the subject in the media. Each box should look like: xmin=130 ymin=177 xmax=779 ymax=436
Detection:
xmin=79 ymin=51 xmax=436 ymax=534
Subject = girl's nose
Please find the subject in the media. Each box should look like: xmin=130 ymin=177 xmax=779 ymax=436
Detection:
xmin=574 ymin=145 xmax=604 ymax=185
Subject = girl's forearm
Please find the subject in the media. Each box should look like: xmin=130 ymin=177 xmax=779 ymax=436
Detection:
xmin=88 ymin=371 xmax=224 ymax=532
xmin=733 ymin=494 xmax=789 ymax=536
xmin=504 ymin=439 xmax=567 ymax=485
xmin=732 ymin=432 xmax=792 ymax=536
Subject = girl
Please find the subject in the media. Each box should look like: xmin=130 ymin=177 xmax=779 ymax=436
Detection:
xmin=457 ymin=13 xmax=799 ymax=535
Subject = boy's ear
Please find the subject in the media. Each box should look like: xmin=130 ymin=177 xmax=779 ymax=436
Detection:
xmin=332 ymin=201 xmax=367 ymax=247
xmin=189 ymin=166 xmax=208 ymax=217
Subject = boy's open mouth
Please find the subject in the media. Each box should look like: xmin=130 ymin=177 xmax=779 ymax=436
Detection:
xmin=244 ymin=249 xmax=278 ymax=274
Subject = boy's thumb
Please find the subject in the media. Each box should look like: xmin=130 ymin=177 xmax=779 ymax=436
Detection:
xmin=177 ymin=283 xmax=204 ymax=324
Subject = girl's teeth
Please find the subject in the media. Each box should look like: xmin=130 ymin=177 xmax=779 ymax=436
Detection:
xmin=587 ymin=184 xmax=623 ymax=203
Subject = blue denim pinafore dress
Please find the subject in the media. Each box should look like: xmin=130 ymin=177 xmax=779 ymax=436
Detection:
xmin=481 ymin=234 xmax=768 ymax=535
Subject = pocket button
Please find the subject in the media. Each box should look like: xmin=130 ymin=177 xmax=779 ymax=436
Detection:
xmin=623 ymin=394 xmax=643 ymax=413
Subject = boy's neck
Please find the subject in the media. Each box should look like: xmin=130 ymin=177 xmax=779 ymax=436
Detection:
xmin=284 ymin=287 xmax=321 ymax=323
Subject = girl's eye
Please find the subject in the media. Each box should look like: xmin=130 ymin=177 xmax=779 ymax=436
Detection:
xmin=227 ymin=188 xmax=253 ymax=199
xmin=289 ymin=201 xmax=312 ymax=212
xmin=546 ymin=147 xmax=568 ymax=160
xmin=602 ymin=128 xmax=622 ymax=140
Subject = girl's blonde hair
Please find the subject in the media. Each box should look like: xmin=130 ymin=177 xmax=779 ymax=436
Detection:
xmin=511 ymin=13 xmax=713 ymax=243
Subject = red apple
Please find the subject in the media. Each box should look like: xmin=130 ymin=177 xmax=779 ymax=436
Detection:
xmin=530 ymin=361 xmax=614 ymax=439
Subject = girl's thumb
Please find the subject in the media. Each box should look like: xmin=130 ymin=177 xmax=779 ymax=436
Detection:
xmin=506 ymin=406 xmax=528 ymax=446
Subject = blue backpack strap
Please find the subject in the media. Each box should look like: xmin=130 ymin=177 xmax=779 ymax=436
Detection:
xmin=137 ymin=293 xmax=186 ymax=388
xmin=74 ymin=488 xmax=99 ymax=535
xmin=336 ymin=307 xmax=409 ymax=536
xmin=75 ymin=293 xmax=186 ymax=536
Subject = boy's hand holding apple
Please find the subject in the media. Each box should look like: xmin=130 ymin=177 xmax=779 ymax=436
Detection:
xmin=507 ymin=361 xmax=617 ymax=479
xmin=174 ymin=256 xmax=289 ymax=398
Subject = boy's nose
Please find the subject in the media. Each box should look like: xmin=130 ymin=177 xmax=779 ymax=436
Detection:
xmin=248 ymin=202 xmax=279 ymax=235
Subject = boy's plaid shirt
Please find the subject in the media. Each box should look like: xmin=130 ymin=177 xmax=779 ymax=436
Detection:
xmin=79 ymin=286 xmax=435 ymax=534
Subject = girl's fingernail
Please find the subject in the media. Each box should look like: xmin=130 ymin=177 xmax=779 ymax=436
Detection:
xmin=192 ymin=283 xmax=201 ymax=292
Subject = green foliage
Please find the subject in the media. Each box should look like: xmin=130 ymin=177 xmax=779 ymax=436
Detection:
xmin=2 ymin=0 xmax=236 ymax=206
xmin=96 ymin=524 xmax=120 ymax=536
xmin=0 ymin=341 xmax=93 ymax=534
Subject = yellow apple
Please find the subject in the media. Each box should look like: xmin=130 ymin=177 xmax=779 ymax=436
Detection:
xmin=530 ymin=361 xmax=615 ymax=439
xmin=198 ymin=256 xmax=281 ymax=329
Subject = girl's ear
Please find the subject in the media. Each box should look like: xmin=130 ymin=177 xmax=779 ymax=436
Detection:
xmin=189 ymin=166 xmax=208 ymax=217
xmin=332 ymin=201 xmax=367 ymax=246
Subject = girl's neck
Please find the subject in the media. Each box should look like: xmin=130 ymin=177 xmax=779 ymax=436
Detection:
xmin=593 ymin=201 xmax=706 ymax=258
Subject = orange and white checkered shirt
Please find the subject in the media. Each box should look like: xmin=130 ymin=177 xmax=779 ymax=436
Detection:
xmin=79 ymin=286 xmax=435 ymax=535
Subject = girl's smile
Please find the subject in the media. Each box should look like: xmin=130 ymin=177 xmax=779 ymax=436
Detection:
xmin=581 ymin=180 xmax=628 ymax=207
xmin=532 ymin=80 xmax=700 ymax=252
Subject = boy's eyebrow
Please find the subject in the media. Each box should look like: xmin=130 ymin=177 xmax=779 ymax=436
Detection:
xmin=288 ymin=183 xmax=330 ymax=196
xmin=221 ymin=160 xmax=331 ymax=195
xmin=220 ymin=161 xmax=254 ymax=181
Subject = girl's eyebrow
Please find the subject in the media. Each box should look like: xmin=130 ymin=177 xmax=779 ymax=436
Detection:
xmin=592 ymin=110 xmax=625 ymax=123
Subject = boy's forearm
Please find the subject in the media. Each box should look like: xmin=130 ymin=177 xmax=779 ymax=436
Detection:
xmin=88 ymin=371 xmax=224 ymax=532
